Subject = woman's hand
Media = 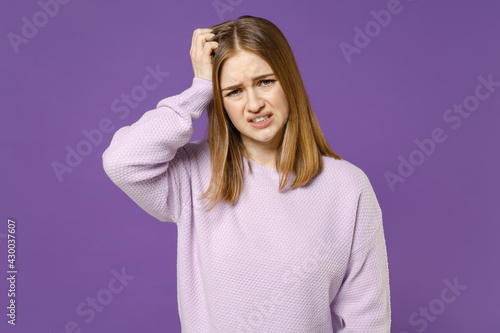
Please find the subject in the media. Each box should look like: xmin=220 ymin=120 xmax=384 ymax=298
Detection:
xmin=190 ymin=28 xmax=218 ymax=82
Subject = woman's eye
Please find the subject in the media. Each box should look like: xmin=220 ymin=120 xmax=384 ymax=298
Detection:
xmin=261 ymin=79 xmax=275 ymax=86
xmin=226 ymin=80 xmax=275 ymax=97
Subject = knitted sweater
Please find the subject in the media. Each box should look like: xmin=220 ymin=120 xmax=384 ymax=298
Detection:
xmin=102 ymin=77 xmax=391 ymax=333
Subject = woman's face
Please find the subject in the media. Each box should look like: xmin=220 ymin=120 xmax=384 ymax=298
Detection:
xmin=219 ymin=50 xmax=289 ymax=152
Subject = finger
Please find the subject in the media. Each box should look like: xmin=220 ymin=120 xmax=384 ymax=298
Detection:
xmin=191 ymin=28 xmax=212 ymax=52
xmin=191 ymin=29 xmax=216 ymax=58
xmin=199 ymin=32 xmax=215 ymax=50
xmin=204 ymin=41 xmax=219 ymax=53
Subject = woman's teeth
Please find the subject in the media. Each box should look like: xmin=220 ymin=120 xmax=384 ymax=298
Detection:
xmin=251 ymin=115 xmax=270 ymax=123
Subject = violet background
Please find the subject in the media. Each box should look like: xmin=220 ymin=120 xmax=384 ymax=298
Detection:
xmin=1 ymin=0 xmax=499 ymax=332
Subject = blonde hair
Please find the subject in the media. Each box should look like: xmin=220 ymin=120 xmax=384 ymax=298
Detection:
xmin=199 ymin=15 xmax=342 ymax=212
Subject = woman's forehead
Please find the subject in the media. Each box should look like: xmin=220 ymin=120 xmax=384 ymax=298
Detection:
xmin=220 ymin=52 xmax=273 ymax=83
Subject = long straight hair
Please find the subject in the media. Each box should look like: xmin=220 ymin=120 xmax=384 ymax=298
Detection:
xmin=199 ymin=15 xmax=342 ymax=212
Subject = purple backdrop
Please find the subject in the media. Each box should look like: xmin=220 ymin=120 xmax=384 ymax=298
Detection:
xmin=1 ymin=0 xmax=499 ymax=332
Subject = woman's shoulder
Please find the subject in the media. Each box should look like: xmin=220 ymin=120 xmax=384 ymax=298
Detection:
xmin=179 ymin=139 xmax=211 ymax=170
xmin=321 ymin=155 xmax=374 ymax=192
xmin=183 ymin=138 xmax=209 ymax=155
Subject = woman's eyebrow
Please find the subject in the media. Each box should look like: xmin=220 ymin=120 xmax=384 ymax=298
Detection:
xmin=221 ymin=73 xmax=275 ymax=92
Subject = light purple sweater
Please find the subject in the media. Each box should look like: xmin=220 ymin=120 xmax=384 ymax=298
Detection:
xmin=102 ymin=77 xmax=391 ymax=332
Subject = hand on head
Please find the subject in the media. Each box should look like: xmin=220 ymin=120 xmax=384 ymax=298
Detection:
xmin=190 ymin=28 xmax=219 ymax=82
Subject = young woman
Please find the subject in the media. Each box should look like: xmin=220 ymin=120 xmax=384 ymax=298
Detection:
xmin=103 ymin=15 xmax=391 ymax=333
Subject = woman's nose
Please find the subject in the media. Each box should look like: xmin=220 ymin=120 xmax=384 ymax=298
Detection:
xmin=246 ymin=88 xmax=265 ymax=112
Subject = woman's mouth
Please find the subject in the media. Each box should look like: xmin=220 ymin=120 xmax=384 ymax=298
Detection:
xmin=249 ymin=114 xmax=273 ymax=128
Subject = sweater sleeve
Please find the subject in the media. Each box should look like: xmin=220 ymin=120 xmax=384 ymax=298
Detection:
xmin=102 ymin=77 xmax=213 ymax=223
xmin=330 ymin=172 xmax=391 ymax=332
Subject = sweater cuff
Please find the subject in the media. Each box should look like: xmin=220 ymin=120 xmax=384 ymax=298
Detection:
xmin=189 ymin=77 xmax=213 ymax=119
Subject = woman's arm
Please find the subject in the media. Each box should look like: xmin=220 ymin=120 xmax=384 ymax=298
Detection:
xmin=102 ymin=28 xmax=218 ymax=224
xmin=102 ymin=77 xmax=213 ymax=223
xmin=330 ymin=172 xmax=392 ymax=332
